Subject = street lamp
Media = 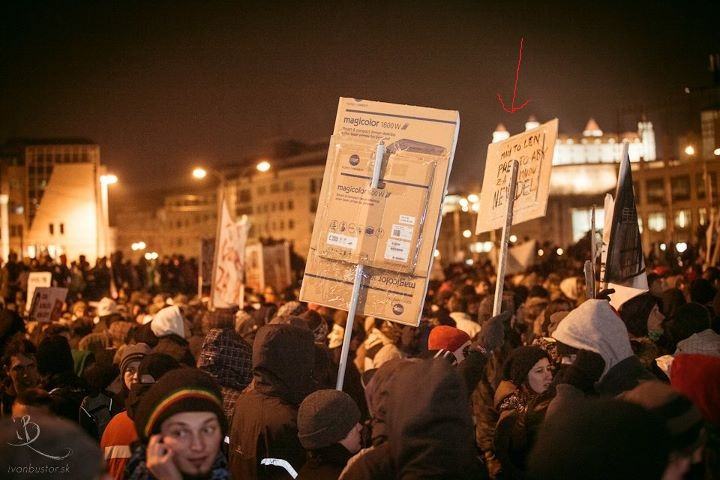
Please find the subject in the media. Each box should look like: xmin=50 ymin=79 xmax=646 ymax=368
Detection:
xmin=256 ymin=160 xmax=271 ymax=173
xmin=131 ymin=241 xmax=147 ymax=251
xmin=192 ymin=167 xmax=208 ymax=180
xmin=684 ymin=145 xmax=695 ymax=156
xmin=714 ymin=147 xmax=720 ymax=157
xmin=100 ymin=174 xmax=118 ymax=185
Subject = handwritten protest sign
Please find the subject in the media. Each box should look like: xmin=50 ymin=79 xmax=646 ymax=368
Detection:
xmin=476 ymin=119 xmax=558 ymax=233
xmin=26 ymin=272 xmax=52 ymax=313
xmin=29 ymin=287 xmax=68 ymax=323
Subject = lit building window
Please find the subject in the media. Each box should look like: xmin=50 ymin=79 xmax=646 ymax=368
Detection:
xmin=674 ymin=210 xmax=691 ymax=230
xmin=671 ymin=176 xmax=691 ymax=201
xmin=647 ymin=212 xmax=667 ymax=232
xmin=699 ymin=208 xmax=708 ymax=226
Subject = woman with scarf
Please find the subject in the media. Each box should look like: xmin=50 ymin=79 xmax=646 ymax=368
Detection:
xmin=493 ymin=346 xmax=554 ymax=479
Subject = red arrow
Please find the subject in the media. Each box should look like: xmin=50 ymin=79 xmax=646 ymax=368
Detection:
xmin=497 ymin=37 xmax=530 ymax=114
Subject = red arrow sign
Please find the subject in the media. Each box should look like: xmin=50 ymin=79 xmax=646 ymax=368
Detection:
xmin=497 ymin=37 xmax=530 ymax=114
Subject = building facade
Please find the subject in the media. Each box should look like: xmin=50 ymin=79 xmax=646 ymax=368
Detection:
xmin=438 ymin=115 xmax=720 ymax=264
xmin=0 ymin=139 xmax=111 ymax=261
xmin=113 ymin=142 xmax=326 ymax=260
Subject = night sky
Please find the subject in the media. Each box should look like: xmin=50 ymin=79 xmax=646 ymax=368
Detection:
xmin=1 ymin=1 xmax=718 ymax=194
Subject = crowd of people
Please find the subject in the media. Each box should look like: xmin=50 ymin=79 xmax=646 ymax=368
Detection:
xmin=0 ymin=246 xmax=718 ymax=479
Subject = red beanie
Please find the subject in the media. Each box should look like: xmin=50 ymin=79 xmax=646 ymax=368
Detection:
xmin=671 ymin=353 xmax=720 ymax=426
xmin=428 ymin=326 xmax=470 ymax=352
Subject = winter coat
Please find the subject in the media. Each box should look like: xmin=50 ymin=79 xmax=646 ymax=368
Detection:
xmin=594 ymin=355 xmax=655 ymax=396
xmin=228 ymin=324 xmax=316 ymax=480
xmin=386 ymin=358 xmax=482 ymax=479
xmin=101 ymin=411 xmax=137 ymax=480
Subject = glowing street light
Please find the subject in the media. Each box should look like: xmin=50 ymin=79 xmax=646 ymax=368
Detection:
xmin=467 ymin=193 xmax=479 ymax=203
xmin=714 ymin=147 xmax=720 ymax=156
xmin=462 ymin=229 xmax=472 ymax=238
xmin=676 ymin=242 xmax=688 ymax=253
xmin=100 ymin=174 xmax=118 ymax=185
xmin=192 ymin=167 xmax=208 ymax=179
xmin=131 ymin=241 xmax=147 ymax=251
xmin=256 ymin=160 xmax=271 ymax=173
xmin=684 ymin=145 xmax=695 ymax=156
xmin=556 ymin=247 xmax=564 ymax=256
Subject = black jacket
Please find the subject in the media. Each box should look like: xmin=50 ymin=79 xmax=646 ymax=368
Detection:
xmin=229 ymin=324 xmax=316 ymax=480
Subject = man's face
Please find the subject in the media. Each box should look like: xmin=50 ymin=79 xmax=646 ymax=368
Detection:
xmin=7 ymin=354 xmax=39 ymax=394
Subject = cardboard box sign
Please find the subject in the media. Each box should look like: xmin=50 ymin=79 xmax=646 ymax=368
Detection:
xmin=315 ymin=136 xmax=438 ymax=274
xmin=300 ymin=98 xmax=460 ymax=327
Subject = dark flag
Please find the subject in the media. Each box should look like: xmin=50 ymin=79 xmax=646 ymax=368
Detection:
xmin=603 ymin=145 xmax=648 ymax=306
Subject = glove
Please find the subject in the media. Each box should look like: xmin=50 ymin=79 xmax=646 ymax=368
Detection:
xmin=476 ymin=310 xmax=510 ymax=352
xmin=557 ymin=349 xmax=605 ymax=394
xmin=595 ymin=288 xmax=615 ymax=302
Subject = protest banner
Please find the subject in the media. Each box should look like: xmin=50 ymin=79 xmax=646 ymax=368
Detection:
xmin=300 ymin=97 xmax=460 ymax=389
xmin=602 ymin=144 xmax=648 ymax=308
xmin=26 ymin=271 xmax=52 ymax=313
xmin=210 ymin=200 xmax=249 ymax=309
xmin=475 ymin=119 xmax=558 ymax=233
xmin=245 ymin=242 xmax=292 ymax=295
xmin=29 ymin=287 xmax=68 ymax=323
xmin=476 ymin=120 xmax=558 ymax=315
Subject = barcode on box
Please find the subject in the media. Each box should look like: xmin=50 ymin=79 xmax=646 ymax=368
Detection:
xmin=390 ymin=224 xmax=413 ymax=241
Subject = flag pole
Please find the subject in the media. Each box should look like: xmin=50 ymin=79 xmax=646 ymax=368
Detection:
xmin=492 ymin=159 xmax=519 ymax=317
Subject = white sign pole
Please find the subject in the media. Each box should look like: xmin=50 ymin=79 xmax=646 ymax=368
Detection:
xmin=589 ymin=204 xmax=597 ymax=298
xmin=492 ymin=160 xmax=519 ymax=317
xmin=336 ymin=141 xmax=385 ymax=391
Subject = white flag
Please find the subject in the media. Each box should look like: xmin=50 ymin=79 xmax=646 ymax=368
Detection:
xmin=211 ymin=200 xmax=249 ymax=309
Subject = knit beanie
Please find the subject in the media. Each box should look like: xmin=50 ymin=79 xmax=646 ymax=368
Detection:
xmin=151 ymin=305 xmax=185 ymax=338
xmin=428 ymin=325 xmax=470 ymax=352
xmin=501 ymin=346 xmax=549 ymax=387
xmin=620 ymin=381 xmax=704 ymax=452
xmin=133 ymin=368 xmax=226 ymax=442
xmin=120 ymin=343 xmax=152 ymax=374
xmin=671 ymin=353 xmax=720 ymax=426
xmin=37 ymin=335 xmax=74 ymax=376
xmin=528 ymin=399 xmax=670 ymax=480
xmin=298 ymin=389 xmax=360 ymax=450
